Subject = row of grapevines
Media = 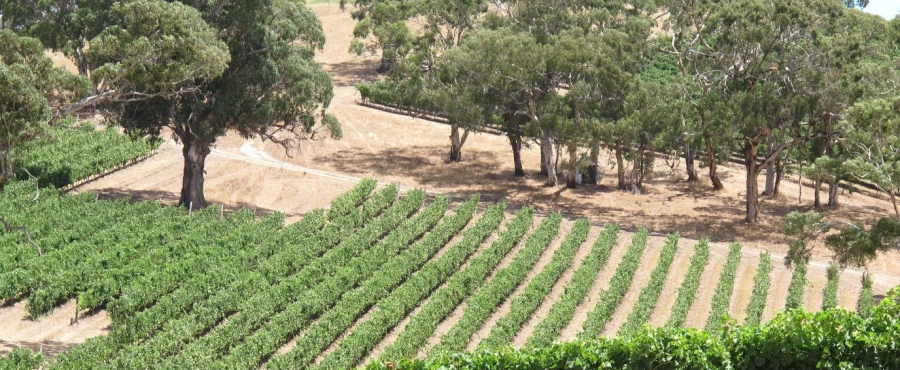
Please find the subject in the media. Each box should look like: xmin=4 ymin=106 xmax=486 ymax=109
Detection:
xmin=135 ymin=190 xmax=432 ymax=369
xmin=822 ymin=262 xmax=840 ymax=310
xmin=14 ymin=122 xmax=159 ymax=188
xmin=55 ymin=184 xmax=393 ymax=370
xmin=28 ymin=204 xmax=225 ymax=316
xmin=108 ymin=183 xmax=391 ymax=323
xmin=254 ymin=187 xmax=395 ymax=283
xmin=377 ymin=207 xmax=535 ymax=362
xmin=743 ymin=252 xmax=772 ymax=326
xmin=327 ymin=179 xmax=377 ymax=220
xmin=368 ymin=285 xmax=900 ymax=370
xmin=618 ymin=233 xmax=680 ymax=337
xmin=313 ymin=201 xmax=507 ymax=370
xmin=0 ymin=348 xmax=44 ymax=370
xmin=665 ymin=239 xmax=710 ymax=329
xmin=74 ymin=205 xmax=212 ymax=311
xmin=1 ymin=201 xmax=202 ymax=315
xmin=184 ymin=195 xmax=462 ymax=369
xmin=0 ymin=196 xmax=158 ymax=275
xmin=101 ymin=272 xmax=269 ymax=369
xmin=480 ymin=219 xmax=592 ymax=348
xmin=784 ymin=260 xmax=807 ymax=310
xmin=0 ymin=190 xmax=122 ymax=272
xmin=50 ymin=215 xmax=322 ymax=370
xmin=98 ymin=215 xmax=297 ymax=369
xmin=430 ymin=213 xmax=562 ymax=355
xmin=578 ymin=228 xmax=649 ymax=339
xmin=525 ymin=223 xmax=619 ymax=348
xmin=704 ymin=243 xmax=742 ymax=333
xmin=857 ymin=273 xmax=874 ymax=318
xmin=77 ymin=211 xmax=285 ymax=311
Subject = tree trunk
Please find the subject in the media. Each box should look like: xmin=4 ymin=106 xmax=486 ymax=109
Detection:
xmin=566 ymin=142 xmax=578 ymax=188
xmin=616 ymin=139 xmax=627 ymax=191
xmin=814 ymin=179 xmax=822 ymax=208
xmin=773 ymin=157 xmax=783 ymax=196
xmin=631 ymin=146 xmax=645 ymax=195
xmin=706 ymin=136 xmax=724 ymax=190
xmin=763 ymin=156 xmax=776 ymax=197
xmin=684 ymin=141 xmax=699 ymax=182
xmin=0 ymin=148 xmax=11 ymax=186
xmin=588 ymin=140 xmax=600 ymax=185
xmin=179 ymin=139 xmax=211 ymax=210
xmin=744 ymin=143 xmax=762 ymax=223
xmin=449 ymin=123 xmax=466 ymax=162
xmin=827 ymin=177 xmax=840 ymax=208
xmin=376 ymin=56 xmax=395 ymax=74
xmin=540 ymin=132 xmax=558 ymax=187
xmin=507 ymin=131 xmax=524 ymax=177
xmin=890 ymin=190 xmax=900 ymax=222
xmin=539 ymin=147 xmax=548 ymax=176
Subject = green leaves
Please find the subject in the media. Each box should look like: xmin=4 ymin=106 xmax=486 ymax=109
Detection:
xmin=579 ymin=228 xmax=649 ymax=339
xmin=378 ymin=207 xmax=535 ymax=362
xmin=785 ymin=260 xmax=807 ymax=310
xmin=705 ymin=243 xmax=742 ymax=333
xmin=481 ymin=219 xmax=592 ymax=348
xmin=665 ymin=239 xmax=710 ymax=329
xmin=88 ymin=0 xmax=229 ymax=90
xmin=618 ymin=233 xmax=680 ymax=337
xmin=527 ymin=223 xmax=619 ymax=348
xmin=744 ymin=253 xmax=772 ymax=326
xmin=369 ymin=287 xmax=900 ymax=369
xmin=432 ymin=213 xmax=562 ymax=354
xmin=823 ymin=262 xmax=841 ymax=310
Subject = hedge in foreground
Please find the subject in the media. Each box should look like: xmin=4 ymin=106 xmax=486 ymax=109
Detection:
xmin=369 ymin=287 xmax=900 ymax=370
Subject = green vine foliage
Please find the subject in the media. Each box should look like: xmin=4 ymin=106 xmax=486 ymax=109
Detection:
xmin=369 ymin=287 xmax=900 ymax=370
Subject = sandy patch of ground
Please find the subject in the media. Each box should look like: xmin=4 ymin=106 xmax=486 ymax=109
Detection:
xmin=0 ymin=300 xmax=109 ymax=357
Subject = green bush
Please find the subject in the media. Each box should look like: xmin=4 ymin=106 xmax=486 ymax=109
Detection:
xmin=368 ymin=287 xmax=900 ymax=370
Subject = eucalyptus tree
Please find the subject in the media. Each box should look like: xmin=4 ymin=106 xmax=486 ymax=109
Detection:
xmin=107 ymin=0 xmax=338 ymax=209
xmin=340 ymin=0 xmax=418 ymax=73
xmin=0 ymin=29 xmax=91 ymax=185
xmin=440 ymin=28 xmax=548 ymax=180
xmin=684 ymin=0 xmax=844 ymax=222
xmin=1 ymin=0 xmax=226 ymax=187
xmin=415 ymin=0 xmax=489 ymax=162
xmin=0 ymin=0 xmax=116 ymax=76
xmin=837 ymin=98 xmax=900 ymax=220
xmin=483 ymin=0 xmax=653 ymax=187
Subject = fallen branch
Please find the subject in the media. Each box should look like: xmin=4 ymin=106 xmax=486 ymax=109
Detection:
xmin=0 ymin=216 xmax=42 ymax=256
xmin=19 ymin=168 xmax=40 ymax=202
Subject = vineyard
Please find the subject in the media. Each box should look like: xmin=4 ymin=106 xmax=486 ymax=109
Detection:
xmin=13 ymin=121 xmax=160 ymax=189
xmin=1 ymin=178 xmax=892 ymax=369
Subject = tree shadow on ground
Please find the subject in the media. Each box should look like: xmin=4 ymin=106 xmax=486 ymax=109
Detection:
xmin=83 ymin=188 xmax=289 ymax=220
xmin=0 ymin=340 xmax=77 ymax=358
xmin=325 ymin=60 xmax=381 ymax=88
xmin=314 ymin=144 xmax=896 ymax=247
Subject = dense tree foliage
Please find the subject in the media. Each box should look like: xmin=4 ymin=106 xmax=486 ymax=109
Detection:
xmin=2 ymin=0 xmax=339 ymax=209
xmin=350 ymin=0 xmax=900 ymax=227
xmin=0 ymin=30 xmax=89 ymax=186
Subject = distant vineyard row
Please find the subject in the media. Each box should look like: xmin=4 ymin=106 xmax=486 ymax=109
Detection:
xmin=13 ymin=120 xmax=160 ymax=189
